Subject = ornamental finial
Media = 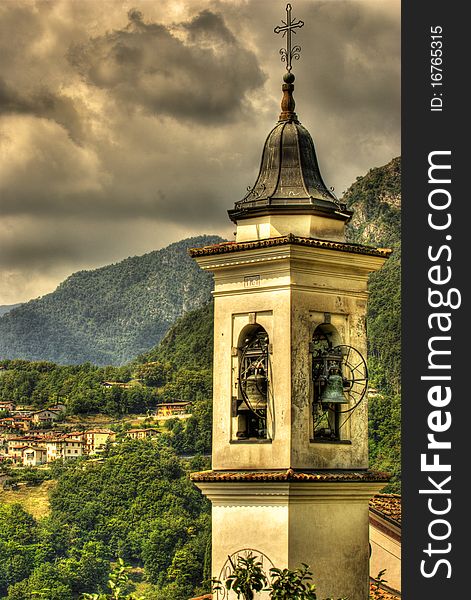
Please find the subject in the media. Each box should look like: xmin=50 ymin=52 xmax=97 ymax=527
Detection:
xmin=274 ymin=3 xmax=304 ymax=76
xmin=274 ymin=4 xmax=304 ymax=121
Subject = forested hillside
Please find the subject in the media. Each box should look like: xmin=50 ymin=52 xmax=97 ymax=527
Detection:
xmin=345 ymin=157 xmax=401 ymax=490
xmin=0 ymin=236 xmax=222 ymax=366
xmin=0 ymin=444 xmax=211 ymax=600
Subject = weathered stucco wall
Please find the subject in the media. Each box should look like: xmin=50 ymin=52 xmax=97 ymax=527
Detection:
xmin=197 ymin=243 xmax=385 ymax=470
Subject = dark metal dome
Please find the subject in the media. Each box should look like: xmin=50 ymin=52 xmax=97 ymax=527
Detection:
xmin=229 ymin=76 xmax=351 ymax=224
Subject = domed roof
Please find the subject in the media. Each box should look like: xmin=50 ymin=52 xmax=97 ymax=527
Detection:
xmin=229 ymin=77 xmax=351 ymax=224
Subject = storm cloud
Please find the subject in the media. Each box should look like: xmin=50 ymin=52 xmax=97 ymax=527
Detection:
xmin=0 ymin=0 xmax=400 ymax=304
xmin=68 ymin=8 xmax=265 ymax=124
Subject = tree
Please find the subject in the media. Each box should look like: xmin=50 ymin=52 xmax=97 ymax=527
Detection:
xmin=82 ymin=559 xmax=144 ymax=600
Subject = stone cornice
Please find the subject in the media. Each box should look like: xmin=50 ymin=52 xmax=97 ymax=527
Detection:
xmin=191 ymin=469 xmax=390 ymax=483
xmin=191 ymin=236 xmax=389 ymax=276
xmin=189 ymin=235 xmax=391 ymax=260
xmin=191 ymin=471 xmax=389 ymax=505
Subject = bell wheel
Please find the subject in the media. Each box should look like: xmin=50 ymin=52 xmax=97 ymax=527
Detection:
xmin=334 ymin=344 xmax=368 ymax=412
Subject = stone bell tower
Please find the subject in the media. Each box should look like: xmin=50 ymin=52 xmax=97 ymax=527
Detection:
xmin=190 ymin=5 xmax=391 ymax=600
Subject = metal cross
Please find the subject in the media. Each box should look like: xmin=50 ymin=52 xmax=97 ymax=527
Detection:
xmin=274 ymin=3 xmax=304 ymax=72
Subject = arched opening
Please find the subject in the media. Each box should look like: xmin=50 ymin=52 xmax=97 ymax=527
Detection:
xmin=234 ymin=324 xmax=270 ymax=440
xmin=310 ymin=323 xmax=368 ymax=443
xmin=311 ymin=323 xmax=345 ymax=441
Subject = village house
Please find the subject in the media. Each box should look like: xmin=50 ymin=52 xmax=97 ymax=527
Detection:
xmin=0 ymin=416 xmax=32 ymax=431
xmin=11 ymin=408 xmax=34 ymax=416
xmin=22 ymin=445 xmax=47 ymax=467
xmin=82 ymin=429 xmax=116 ymax=454
xmin=7 ymin=436 xmax=38 ymax=463
xmin=48 ymin=403 xmax=67 ymax=413
xmin=155 ymin=401 xmax=192 ymax=418
xmin=101 ymin=381 xmax=135 ymax=389
xmin=45 ymin=435 xmax=84 ymax=462
xmin=0 ymin=401 xmax=15 ymax=412
xmin=30 ymin=408 xmax=61 ymax=425
xmin=126 ymin=428 xmax=159 ymax=440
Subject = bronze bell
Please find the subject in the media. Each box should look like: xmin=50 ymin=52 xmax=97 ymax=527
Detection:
xmin=320 ymin=372 xmax=346 ymax=404
xmin=244 ymin=372 xmax=268 ymax=410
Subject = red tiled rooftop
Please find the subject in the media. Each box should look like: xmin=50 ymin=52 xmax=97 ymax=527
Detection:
xmin=369 ymin=581 xmax=400 ymax=599
xmin=189 ymin=234 xmax=391 ymax=259
xmin=191 ymin=469 xmax=390 ymax=483
xmin=369 ymin=493 xmax=401 ymax=525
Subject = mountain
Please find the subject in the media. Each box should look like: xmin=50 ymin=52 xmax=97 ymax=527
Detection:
xmin=0 ymin=304 xmax=22 ymax=317
xmin=137 ymin=302 xmax=214 ymax=372
xmin=345 ymin=156 xmax=401 ymax=388
xmin=0 ymin=236 xmax=223 ymax=366
xmin=345 ymin=157 xmax=401 ymax=491
xmin=345 ymin=156 xmax=401 ymax=248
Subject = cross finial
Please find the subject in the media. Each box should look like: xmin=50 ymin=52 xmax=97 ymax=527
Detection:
xmin=274 ymin=3 xmax=304 ymax=73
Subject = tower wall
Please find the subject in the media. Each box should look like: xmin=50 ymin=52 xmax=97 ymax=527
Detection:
xmin=195 ymin=478 xmax=386 ymax=600
xmin=197 ymin=242 xmax=385 ymax=471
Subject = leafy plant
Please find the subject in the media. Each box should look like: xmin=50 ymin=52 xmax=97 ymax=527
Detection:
xmin=82 ymin=558 xmax=144 ymax=600
xmin=370 ymin=569 xmax=388 ymax=599
xmin=268 ymin=564 xmax=318 ymax=600
xmin=217 ymin=553 xmax=267 ymax=600
xmin=213 ymin=556 xmax=346 ymax=600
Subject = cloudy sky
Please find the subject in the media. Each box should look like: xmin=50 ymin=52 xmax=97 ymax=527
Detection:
xmin=0 ymin=0 xmax=400 ymax=304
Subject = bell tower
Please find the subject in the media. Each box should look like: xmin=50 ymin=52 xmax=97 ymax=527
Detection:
xmin=191 ymin=5 xmax=391 ymax=600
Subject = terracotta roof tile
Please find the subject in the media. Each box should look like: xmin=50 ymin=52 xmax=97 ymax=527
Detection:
xmin=369 ymin=581 xmax=400 ymax=599
xmin=189 ymin=235 xmax=391 ymax=259
xmin=369 ymin=493 xmax=402 ymax=525
xmin=191 ymin=469 xmax=390 ymax=483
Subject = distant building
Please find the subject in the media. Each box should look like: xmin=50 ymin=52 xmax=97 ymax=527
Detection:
xmin=369 ymin=494 xmax=401 ymax=594
xmin=22 ymin=446 xmax=47 ymax=466
xmin=0 ymin=416 xmax=32 ymax=431
xmin=45 ymin=436 xmax=84 ymax=462
xmin=0 ymin=401 xmax=15 ymax=412
xmin=101 ymin=381 xmax=135 ymax=389
xmin=48 ymin=403 xmax=67 ymax=413
xmin=156 ymin=401 xmax=192 ymax=418
xmin=126 ymin=428 xmax=159 ymax=440
xmin=31 ymin=409 xmax=61 ymax=425
xmin=7 ymin=437 xmax=38 ymax=463
xmin=82 ymin=429 xmax=116 ymax=454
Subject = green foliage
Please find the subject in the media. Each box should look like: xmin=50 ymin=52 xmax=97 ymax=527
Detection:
xmin=213 ymin=557 xmax=346 ymax=600
xmin=268 ymin=565 xmax=318 ymax=600
xmin=0 ymin=236 xmax=222 ymax=365
xmin=0 ymin=443 xmax=210 ymax=599
xmin=137 ymin=302 xmax=214 ymax=372
xmin=0 ymin=359 xmax=158 ymax=416
xmin=221 ymin=553 xmax=268 ymax=600
xmin=82 ymin=559 xmax=143 ymax=600
xmin=48 ymin=441 xmax=210 ymax=593
xmin=0 ymin=504 xmax=108 ymax=599
xmin=344 ymin=157 xmax=401 ymax=490
xmin=368 ymin=391 xmax=401 ymax=492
